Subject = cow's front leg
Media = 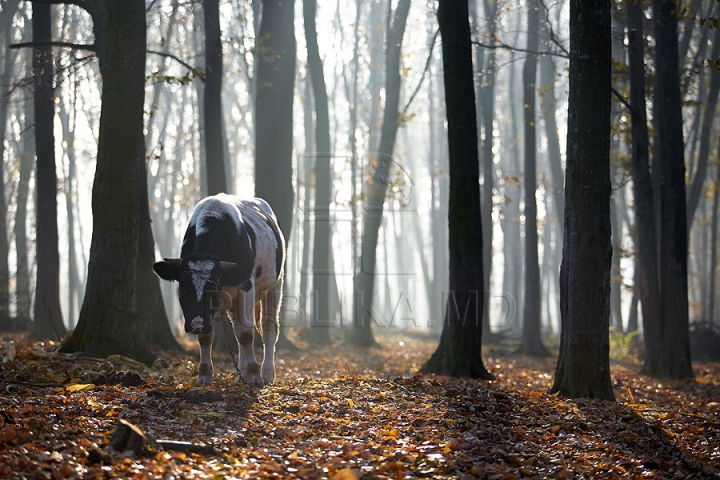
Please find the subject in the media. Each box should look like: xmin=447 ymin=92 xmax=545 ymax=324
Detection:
xmin=197 ymin=327 xmax=214 ymax=385
xmin=260 ymin=281 xmax=282 ymax=385
xmin=233 ymin=285 xmax=263 ymax=386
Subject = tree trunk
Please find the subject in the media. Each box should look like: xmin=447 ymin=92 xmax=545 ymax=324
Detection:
xmin=304 ymin=0 xmax=333 ymax=346
xmin=707 ymin=171 xmax=719 ymax=323
xmin=204 ymin=0 xmax=227 ymax=196
xmin=420 ymin=0 xmax=493 ymax=380
xmin=31 ymin=3 xmax=66 ymax=340
xmin=254 ymin=0 xmax=297 ymax=351
xmin=255 ymin=0 xmax=295 ymax=239
xmin=348 ymin=0 xmax=411 ymax=348
xmin=551 ymin=0 xmax=614 ymax=400
xmin=478 ymin=0 xmax=498 ymax=338
xmin=15 ymin=93 xmax=34 ymax=327
xmin=61 ymin=0 xmax=180 ymax=363
xmin=627 ymin=0 xmax=663 ymax=374
xmin=519 ymin=0 xmax=549 ymax=356
xmin=647 ymin=0 xmax=693 ymax=379
xmin=686 ymin=21 xmax=720 ymax=232
xmin=0 ymin=20 xmax=16 ymax=326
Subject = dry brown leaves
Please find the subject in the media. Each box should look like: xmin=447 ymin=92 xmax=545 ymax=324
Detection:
xmin=0 ymin=333 xmax=718 ymax=479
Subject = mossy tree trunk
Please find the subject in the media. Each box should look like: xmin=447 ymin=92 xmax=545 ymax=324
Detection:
xmin=60 ymin=0 xmax=180 ymax=364
xmin=551 ymin=0 xmax=614 ymax=400
xmin=420 ymin=0 xmax=493 ymax=380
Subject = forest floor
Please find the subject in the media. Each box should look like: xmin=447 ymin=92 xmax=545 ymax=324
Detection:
xmin=0 ymin=331 xmax=718 ymax=479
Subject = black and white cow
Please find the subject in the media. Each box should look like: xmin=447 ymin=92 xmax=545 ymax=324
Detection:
xmin=153 ymin=194 xmax=285 ymax=387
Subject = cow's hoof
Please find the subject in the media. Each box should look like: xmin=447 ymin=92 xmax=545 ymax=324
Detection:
xmin=241 ymin=373 xmax=264 ymax=387
xmin=196 ymin=376 xmax=212 ymax=385
xmin=261 ymin=366 xmax=275 ymax=386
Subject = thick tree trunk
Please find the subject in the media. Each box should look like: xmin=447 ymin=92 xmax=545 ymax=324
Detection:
xmin=519 ymin=0 xmax=549 ymax=356
xmin=647 ymin=0 xmax=693 ymax=379
xmin=255 ymin=0 xmax=295 ymax=239
xmin=31 ymin=3 xmax=66 ymax=340
xmin=551 ymin=0 xmax=614 ymax=400
xmin=348 ymin=0 xmax=411 ymax=348
xmin=420 ymin=0 xmax=492 ymax=380
xmin=304 ymin=0 xmax=333 ymax=346
xmin=61 ymin=0 xmax=180 ymax=363
xmin=254 ymin=0 xmax=297 ymax=351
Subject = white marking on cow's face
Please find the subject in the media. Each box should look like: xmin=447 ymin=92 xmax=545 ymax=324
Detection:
xmin=191 ymin=316 xmax=204 ymax=331
xmin=188 ymin=260 xmax=215 ymax=302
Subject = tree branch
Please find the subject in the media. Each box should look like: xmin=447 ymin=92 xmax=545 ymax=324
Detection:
xmin=400 ymin=28 xmax=439 ymax=120
xmin=472 ymin=40 xmax=568 ymax=59
xmin=9 ymin=41 xmax=96 ymax=52
xmin=147 ymin=50 xmax=205 ymax=83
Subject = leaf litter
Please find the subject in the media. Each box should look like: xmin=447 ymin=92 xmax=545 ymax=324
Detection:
xmin=0 ymin=333 xmax=718 ymax=479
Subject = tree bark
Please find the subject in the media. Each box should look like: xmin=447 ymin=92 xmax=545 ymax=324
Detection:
xmin=627 ymin=0 xmax=663 ymax=373
xmin=348 ymin=0 xmax=411 ymax=348
xmin=31 ymin=3 xmax=66 ymax=340
xmin=420 ymin=0 xmax=493 ymax=380
xmin=304 ymin=0 xmax=333 ymax=346
xmin=0 ymin=16 xmax=17 ymax=326
xmin=647 ymin=0 xmax=694 ymax=379
xmin=551 ymin=0 xmax=614 ymax=400
xmin=60 ymin=0 xmax=180 ymax=363
xmin=204 ymin=0 xmax=227 ymax=196
xmin=519 ymin=0 xmax=549 ymax=356
xmin=686 ymin=21 xmax=720 ymax=232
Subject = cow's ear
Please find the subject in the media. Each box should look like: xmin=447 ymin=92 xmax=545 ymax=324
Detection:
xmin=153 ymin=260 xmax=181 ymax=281
xmin=220 ymin=266 xmax=251 ymax=287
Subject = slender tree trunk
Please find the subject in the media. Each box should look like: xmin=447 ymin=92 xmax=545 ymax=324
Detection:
xmin=31 ymin=3 xmax=66 ymax=340
xmin=539 ymin=53 xmax=564 ymax=233
xmin=0 ymin=21 xmax=16 ymax=326
xmin=349 ymin=0 xmax=411 ymax=347
xmin=686 ymin=19 xmax=720 ymax=232
xmin=15 ymin=93 xmax=34 ymax=327
xmin=551 ymin=0 xmax=614 ymax=400
xmin=204 ymin=0 xmax=227 ymax=196
xmin=420 ymin=0 xmax=493 ymax=380
xmin=648 ymin=0 xmax=693 ymax=379
xmin=305 ymin=0 xmax=333 ymax=346
xmin=519 ymin=0 xmax=549 ymax=356
xmin=627 ymin=0 xmax=662 ymax=373
xmin=479 ymin=0 xmax=498 ymax=338
xmin=707 ymin=172 xmax=719 ymax=323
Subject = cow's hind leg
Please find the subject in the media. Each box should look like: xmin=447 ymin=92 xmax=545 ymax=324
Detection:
xmin=197 ymin=325 xmax=214 ymax=385
xmin=260 ymin=275 xmax=282 ymax=385
xmin=232 ymin=286 xmax=263 ymax=386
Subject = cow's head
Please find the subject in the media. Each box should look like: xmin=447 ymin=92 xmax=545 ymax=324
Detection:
xmin=153 ymin=254 xmax=247 ymax=334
